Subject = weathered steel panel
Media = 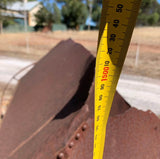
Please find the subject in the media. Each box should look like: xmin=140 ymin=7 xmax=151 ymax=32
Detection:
xmin=0 ymin=40 xmax=159 ymax=159
xmin=0 ymin=39 xmax=95 ymax=159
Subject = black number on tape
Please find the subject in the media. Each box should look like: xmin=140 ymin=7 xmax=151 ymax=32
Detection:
xmin=116 ymin=4 xmax=124 ymax=13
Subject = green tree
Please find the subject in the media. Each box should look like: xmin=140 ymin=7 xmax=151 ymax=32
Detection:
xmin=148 ymin=12 xmax=159 ymax=25
xmin=35 ymin=6 xmax=50 ymax=27
xmin=61 ymin=0 xmax=88 ymax=29
xmin=81 ymin=0 xmax=102 ymax=29
xmin=57 ymin=0 xmax=102 ymax=29
xmin=34 ymin=2 xmax=61 ymax=29
xmin=92 ymin=3 xmax=101 ymax=27
xmin=53 ymin=3 xmax=61 ymax=23
xmin=137 ymin=0 xmax=160 ymax=26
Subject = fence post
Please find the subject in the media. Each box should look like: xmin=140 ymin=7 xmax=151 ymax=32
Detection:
xmin=135 ymin=43 xmax=140 ymax=67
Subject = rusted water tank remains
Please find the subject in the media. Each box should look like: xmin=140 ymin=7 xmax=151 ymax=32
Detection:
xmin=0 ymin=40 xmax=159 ymax=159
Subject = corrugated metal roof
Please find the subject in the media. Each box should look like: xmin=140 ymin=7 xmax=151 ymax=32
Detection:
xmin=1 ymin=12 xmax=24 ymax=18
xmin=6 ymin=1 xmax=40 ymax=11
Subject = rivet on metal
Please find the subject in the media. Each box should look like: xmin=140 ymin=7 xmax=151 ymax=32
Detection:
xmin=68 ymin=141 xmax=74 ymax=148
xmin=82 ymin=124 xmax=87 ymax=131
xmin=57 ymin=152 xmax=64 ymax=159
xmin=154 ymin=126 xmax=158 ymax=131
xmin=75 ymin=133 xmax=81 ymax=140
xmin=0 ymin=114 xmax=4 ymax=119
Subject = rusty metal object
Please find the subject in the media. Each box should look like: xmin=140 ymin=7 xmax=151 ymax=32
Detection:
xmin=0 ymin=63 xmax=36 ymax=120
xmin=0 ymin=40 xmax=160 ymax=159
xmin=57 ymin=107 xmax=160 ymax=159
xmin=0 ymin=39 xmax=95 ymax=159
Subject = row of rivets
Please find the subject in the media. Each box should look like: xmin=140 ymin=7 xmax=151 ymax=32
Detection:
xmin=57 ymin=152 xmax=64 ymax=159
xmin=68 ymin=141 xmax=74 ymax=148
xmin=82 ymin=124 xmax=87 ymax=131
xmin=57 ymin=123 xmax=87 ymax=158
xmin=75 ymin=133 xmax=81 ymax=140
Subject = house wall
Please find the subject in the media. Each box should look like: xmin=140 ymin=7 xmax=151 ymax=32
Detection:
xmin=28 ymin=4 xmax=42 ymax=27
xmin=1 ymin=9 xmax=19 ymax=16
xmin=1 ymin=3 xmax=42 ymax=27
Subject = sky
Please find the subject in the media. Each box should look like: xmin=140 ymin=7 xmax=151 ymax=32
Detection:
xmin=38 ymin=0 xmax=64 ymax=9
xmin=37 ymin=0 xmax=160 ymax=10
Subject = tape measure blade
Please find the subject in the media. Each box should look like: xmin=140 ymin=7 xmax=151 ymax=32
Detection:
xmin=94 ymin=0 xmax=142 ymax=159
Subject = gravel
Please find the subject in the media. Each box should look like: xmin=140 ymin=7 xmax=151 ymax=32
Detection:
xmin=0 ymin=56 xmax=160 ymax=115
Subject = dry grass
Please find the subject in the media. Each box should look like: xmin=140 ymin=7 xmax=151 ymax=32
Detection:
xmin=0 ymin=31 xmax=98 ymax=61
xmin=0 ymin=27 xmax=159 ymax=79
xmin=131 ymin=27 xmax=160 ymax=46
xmin=124 ymin=27 xmax=160 ymax=78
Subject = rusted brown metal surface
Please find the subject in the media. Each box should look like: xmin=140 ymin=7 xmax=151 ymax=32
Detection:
xmin=0 ymin=39 xmax=95 ymax=159
xmin=0 ymin=62 xmax=36 ymax=119
xmin=0 ymin=40 xmax=160 ymax=159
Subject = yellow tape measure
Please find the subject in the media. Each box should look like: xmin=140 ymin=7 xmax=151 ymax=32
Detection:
xmin=94 ymin=0 xmax=141 ymax=159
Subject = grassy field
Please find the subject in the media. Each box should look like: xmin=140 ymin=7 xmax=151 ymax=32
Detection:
xmin=0 ymin=27 xmax=160 ymax=120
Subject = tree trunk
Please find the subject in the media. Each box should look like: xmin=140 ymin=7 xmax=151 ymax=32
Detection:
xmin=76 ymin=25 xmax=79 ymax=31
xmin=0 ymin=21 xmax=3 ymax=34
xmin=88 ymin=2 xmax=93 ymax=30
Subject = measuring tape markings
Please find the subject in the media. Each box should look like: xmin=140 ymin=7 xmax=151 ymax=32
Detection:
xmin=94 ymin=0 xmax=142 ymax=159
